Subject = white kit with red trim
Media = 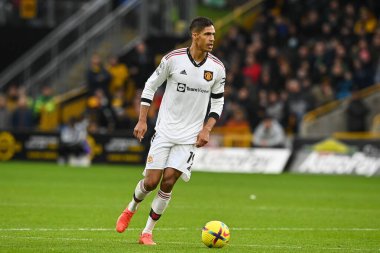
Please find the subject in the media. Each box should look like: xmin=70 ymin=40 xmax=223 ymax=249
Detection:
xmin=141 ymin=48 xmax=225 ymax=144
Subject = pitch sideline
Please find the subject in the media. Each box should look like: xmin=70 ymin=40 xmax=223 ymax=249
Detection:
xmin=0 ymin=227 xmax=379 ymax=231
xmin=0 ymin=235 xmax=378 ymax=252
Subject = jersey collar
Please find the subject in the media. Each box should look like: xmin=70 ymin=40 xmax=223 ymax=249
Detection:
xmin=187 ymin=48 xmax=208 ymax=67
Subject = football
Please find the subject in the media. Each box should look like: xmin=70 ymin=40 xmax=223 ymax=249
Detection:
xmin=201 ymin=221 xmax=230 ymax=248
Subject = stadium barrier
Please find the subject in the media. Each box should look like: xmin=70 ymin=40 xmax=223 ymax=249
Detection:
xmin=1 ymin=130 xmax=379 ymax=177
xmin=0 ymin=130 xmax=148 ymax=164
xmin=289 ymin=137 xmax=380 ymax=177
xmin=301 ymin=84 xmax=380 ymax=138
xmin=192 ymin=147 xmax=291 ymax=174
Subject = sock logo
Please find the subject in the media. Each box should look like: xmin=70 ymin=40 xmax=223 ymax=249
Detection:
xmin=149 ymin=209 xmax=161 ymax=221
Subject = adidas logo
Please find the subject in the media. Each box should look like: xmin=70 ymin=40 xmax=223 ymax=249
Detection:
xmin=180 ymin=70 xmax=187 ymax=75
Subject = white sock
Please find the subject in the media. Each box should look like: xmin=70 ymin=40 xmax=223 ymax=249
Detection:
xmin=127 ymin=179 xmax=151 ymax=212
xmin=142 ymin=190 xmax=171 ymax=234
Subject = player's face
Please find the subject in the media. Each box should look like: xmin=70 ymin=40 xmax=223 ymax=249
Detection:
xmin=195 ymin=25 xmax=215 ymax=52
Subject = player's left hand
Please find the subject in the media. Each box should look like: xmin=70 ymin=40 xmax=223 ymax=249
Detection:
xmin=196 ymin=128 xmax=210 ymax=148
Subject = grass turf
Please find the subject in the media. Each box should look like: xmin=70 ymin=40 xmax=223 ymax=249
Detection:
xmin=0 ymin=162 xmax=379 ymax=252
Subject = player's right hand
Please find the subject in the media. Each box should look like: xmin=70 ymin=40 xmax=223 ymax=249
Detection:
xmin=133 ymin=121 xmax=147 ymax=142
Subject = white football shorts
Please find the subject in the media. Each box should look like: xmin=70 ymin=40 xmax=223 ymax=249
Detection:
xmin=144 ymin=132 xmax=196 ymax=182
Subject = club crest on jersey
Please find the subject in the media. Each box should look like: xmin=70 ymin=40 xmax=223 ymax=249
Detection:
xmin=204 ymin=70 xmax=213 ymax=81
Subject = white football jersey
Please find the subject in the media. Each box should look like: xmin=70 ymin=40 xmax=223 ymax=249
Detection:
xmin=141 ymin=48 xmax=225 ymax=144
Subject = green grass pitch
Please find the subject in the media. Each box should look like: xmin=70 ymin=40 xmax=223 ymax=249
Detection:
xmin=0 ymin=162 xmax=379 ymax=252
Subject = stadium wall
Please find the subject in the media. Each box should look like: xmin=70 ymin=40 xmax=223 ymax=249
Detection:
xmin=1 ymin=130 xmax=379 ymax=177
xmin=0 ymin=130 xmax=149 ymax=164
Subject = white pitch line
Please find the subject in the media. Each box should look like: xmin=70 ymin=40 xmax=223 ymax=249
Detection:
xmin=0 ymin=235 xmax=378 ymax=252
xmin=0 ymin=227 xmax=379 ymax=232
xmin=0 ymin=235 xmax=92 ymax=241
xmin=231 ymin=227 xmax=380 ymax=231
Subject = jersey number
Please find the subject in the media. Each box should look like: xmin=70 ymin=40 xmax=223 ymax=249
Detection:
xmin=186 ymin=151 xmax=195 ymax=171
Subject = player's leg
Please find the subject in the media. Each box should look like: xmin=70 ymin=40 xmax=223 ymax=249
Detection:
xmin=116 ymin=169 xmax=162 ymax=233
xmin=139 ymin=144 xmax=196 ymax=245
xmin=116 ymin=133 xmax=170 ymax=233
xmin=139 ymin=167 xmax=182 ymax=245
xmin=128 ymin=169 xmax=163 ymax=211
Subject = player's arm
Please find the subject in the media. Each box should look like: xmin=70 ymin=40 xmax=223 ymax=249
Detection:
xmin=133 ymin=105 xmax=149 ymax=142
xmin=134 ymin=58 xmax=169 ymax=142
xmin=196 ymin=68 xmax=225 ymax=148
xmin=196 ymin=117 xmax=217 ymax=148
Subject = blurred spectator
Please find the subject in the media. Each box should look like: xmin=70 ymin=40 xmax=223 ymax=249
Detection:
xmin=375 ymin=59 xmax=380 ymax=84
xmin=58 ymin=116 xmax=90 ymax=167
xmin=0 ymin=0 xmax=10 ymax=25
xmin=18 ymin=85 xmax=33 ymax=107
xmin=106 ymin=55 xmax=129 ymax=96
xmin=336 ymin=72 xmax=353 ymax=100
xmin=372 ymin=30 xmax=380 ymax=65
xmin=129 ymin=42 xmax=154 ymax=89
xmin=11 ymin=95 xmax=34 ymax=130
xmin=346 ymin=91 xmax=369 ymax=132
xmin=252 ymin=116 xmax=285 ymax=148
xmin=33 ymin=85 xmax=55 ymax=124
xmin=236 ymin=84 xmax=257 ymax=127
xmin=312 ymin=78 xmax=335 ymax=107
xmin=111 ymin=88 xmax=132 ymax=129
xmin=225 ymin=105 xmax=250 ymax=128
xmin=354 ymin=7 xmax=377 ymax=35
xmin=258 ymin=68 xmax=277 ymax=92
xmin=266 ymin=91 xmax=284 ymax=124
xmin=353 ymin=58 xmax=374 ymax=90
xmin=216 ymin=84 xmax=237 ymax=126
xmin=125 ymin=89 xmax=156 ymax=130
xmin=242 ymin=55 xmax=262 ymax=85
xmin=87 ymin=89 xmax=115 ymax=132
xmin=0 ymin=94 xmax=11 ymax=129
xmin=6 ymin=84 xmax=19 ymax=112
xmin=87 ymin=54 xmax=111 ymax=96
xmin=283 ymin=79 xmax=310 ymax=133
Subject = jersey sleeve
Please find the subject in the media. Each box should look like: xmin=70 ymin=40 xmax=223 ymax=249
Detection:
xmin=208 ymin=67 xmax=225 ymax=120
xmin=141 ymin=58 xmax=170 ymax=106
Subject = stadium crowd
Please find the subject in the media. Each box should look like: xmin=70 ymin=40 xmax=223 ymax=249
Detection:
xmin=212 ymin=0 xmax=380 ymax=134
xmin=84 ymin=0 xmax=380 ymax=135
xmin=1 ymin=0 xmax=380 ymax=138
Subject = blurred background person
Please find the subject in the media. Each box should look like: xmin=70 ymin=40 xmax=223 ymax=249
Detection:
xmin=58 ymin=116 xmax=90 ymax=167
xmin=253 ymin=115 xmax=285 ymax=148
xmin=106 ymin=55 xmax=129 ymax=96
xmin=0 ymin=93 xmax=11 ymax=129
xmin=32 ymin=85 xmax=55 ymax=125
xmin=346 ymin=91 xmax=369 ymax=132
xmin=11 ymin=95 xmax=34 ymax=130
xmin=87 ymin=53 xmax=111 ymax=97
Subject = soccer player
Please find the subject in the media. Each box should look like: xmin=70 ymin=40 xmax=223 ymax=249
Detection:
xmin=115 ymin=17 xmax=225 ymax=245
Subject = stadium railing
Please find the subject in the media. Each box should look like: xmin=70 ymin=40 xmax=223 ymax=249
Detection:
xmin=0 ymin=0 xmax=112 ymax=95
xmin=40 ymin=0 xmax=264 ymax=131
xmin=174 ymin=0 xmax=264 ymax=49
xmin=301 ymin=84 xmax=380 ymax=138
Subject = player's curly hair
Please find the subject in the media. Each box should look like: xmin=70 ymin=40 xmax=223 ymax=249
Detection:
xmin=189 ymin=17 xmax=214 ymax=34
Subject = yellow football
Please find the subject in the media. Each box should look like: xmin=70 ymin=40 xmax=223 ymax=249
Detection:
xmin=201 ymin=221 xmax=230 ymax=248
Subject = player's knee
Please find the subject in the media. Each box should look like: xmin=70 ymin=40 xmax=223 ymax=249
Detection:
xmin=160 ymin=177 xmax=176 ymax=192
xmin=144 ymin=178 xmax=159 ymax=191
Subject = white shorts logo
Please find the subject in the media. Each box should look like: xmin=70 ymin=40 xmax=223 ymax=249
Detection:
xmin=147 ymin=155 xmax=153 ymax=164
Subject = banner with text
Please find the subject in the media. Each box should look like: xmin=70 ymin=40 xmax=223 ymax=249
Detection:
xmin=0 ymin=131 xmax=148 ymax=164
xmin=289 ymin=138 xmax=380 ymax=177
xmin=192 ymin=147 xmax=291 ymax=174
